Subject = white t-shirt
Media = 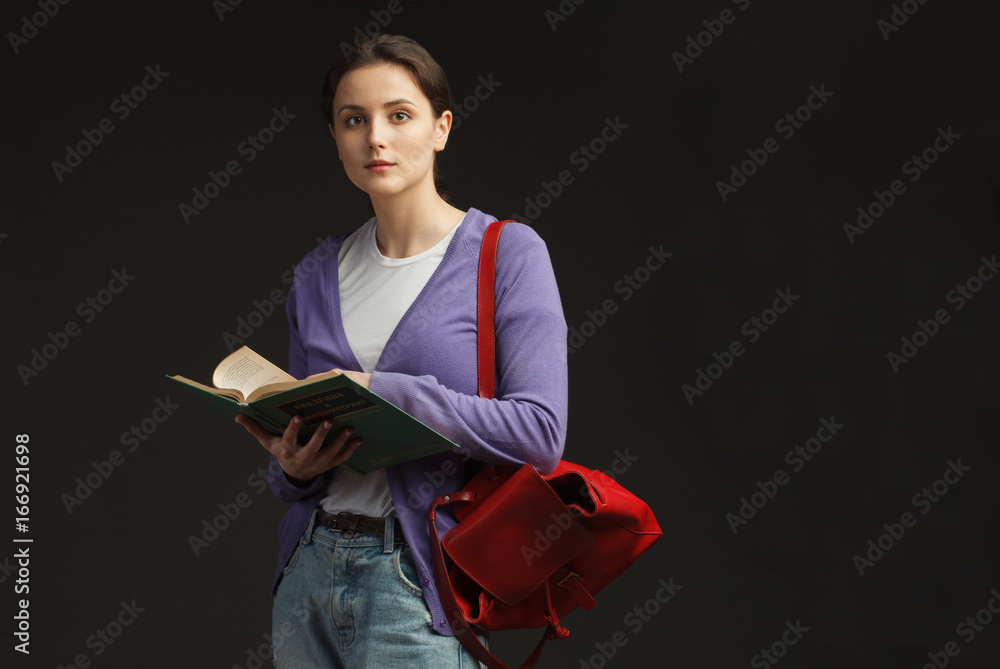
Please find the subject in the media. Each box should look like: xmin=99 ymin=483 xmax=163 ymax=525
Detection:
xmin=319 ymin=213 xmax=465 ymax=517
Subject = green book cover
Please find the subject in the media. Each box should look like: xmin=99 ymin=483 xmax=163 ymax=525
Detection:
xmin=166 ymin=347 xmax=462 ymax=475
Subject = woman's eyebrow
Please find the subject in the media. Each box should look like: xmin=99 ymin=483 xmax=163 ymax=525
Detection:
xmin=337 ymin=99 xmax=416 ymax=115
xmin=337 ymin=103 xmax=364 ymax=115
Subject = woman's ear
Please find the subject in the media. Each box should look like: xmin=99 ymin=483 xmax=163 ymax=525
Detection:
xmin=433 ymin=110 xmax=453 ymax=152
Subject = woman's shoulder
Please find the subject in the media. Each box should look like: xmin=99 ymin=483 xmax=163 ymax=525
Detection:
xmin=455 ymin=209 xmax=557 ymax=301
xmin=459 ymin=208 xmax=550 ymax=259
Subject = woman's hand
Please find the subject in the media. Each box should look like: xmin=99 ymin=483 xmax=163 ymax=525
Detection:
xmin=235 ymin=413 xmax=363 ymax=486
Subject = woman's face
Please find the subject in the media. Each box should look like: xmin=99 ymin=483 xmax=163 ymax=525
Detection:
xmin=329 ymin=63 xmax=451 ymax=201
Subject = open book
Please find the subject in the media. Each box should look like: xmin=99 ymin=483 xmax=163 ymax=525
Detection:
xmin=167 ymin=346 xmax=461 ymax=475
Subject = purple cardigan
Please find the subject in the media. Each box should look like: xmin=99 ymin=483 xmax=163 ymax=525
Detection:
xmin=268 ymin=207 xmax=568 ymax=635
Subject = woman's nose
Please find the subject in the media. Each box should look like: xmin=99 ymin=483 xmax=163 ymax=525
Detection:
xmin=367 ymin=117 xmax=386 ymax=149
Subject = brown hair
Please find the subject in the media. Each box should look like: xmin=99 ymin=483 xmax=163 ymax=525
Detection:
xmin=321 ymin=34 xmax=453 ymax=202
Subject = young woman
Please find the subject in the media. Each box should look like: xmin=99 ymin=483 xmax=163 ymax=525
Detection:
xmin=236 ymin=34 xmax=568 ymax=668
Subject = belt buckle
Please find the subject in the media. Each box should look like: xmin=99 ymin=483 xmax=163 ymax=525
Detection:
xmin=337 ymin=512 xmax=361 ymax=539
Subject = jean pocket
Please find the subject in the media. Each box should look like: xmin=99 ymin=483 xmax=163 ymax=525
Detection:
xmin=392 ymin=546 xmax=424 ymax=598
xmin=282 ymin=538 xmax=305 ymax=577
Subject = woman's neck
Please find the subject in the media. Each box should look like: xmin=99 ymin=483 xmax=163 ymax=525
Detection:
xmin=370 ymin=189 xmax=465 ymax=259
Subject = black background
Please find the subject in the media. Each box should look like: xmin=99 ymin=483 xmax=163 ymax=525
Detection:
xmin=3 ymin=1 xmax=1000 ymax=667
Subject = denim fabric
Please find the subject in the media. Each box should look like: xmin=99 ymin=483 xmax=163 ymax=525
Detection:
xmin=271 ymin=510 xmax=486 ymax=668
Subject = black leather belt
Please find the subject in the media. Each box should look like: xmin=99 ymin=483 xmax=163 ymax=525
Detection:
xmin=315 ymin=510 xmax=405 ymax=542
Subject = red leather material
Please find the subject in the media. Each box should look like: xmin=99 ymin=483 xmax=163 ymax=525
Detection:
xmin=476 ymin=219 xmax=507 ymax=400
xmin=427 ymin=220 xmax=663 ymax=669
xmin=436 ymin=460 xmax=661 ymax=634
xmin=442 ymin=463 xmax=594 ymax=606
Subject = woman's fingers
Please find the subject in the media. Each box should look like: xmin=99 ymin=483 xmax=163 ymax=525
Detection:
xmin=237 ymin=414 xmax=298 ymax=460
xmin=236 ymin=415 xmax=362 ymax=478
xmin=282 ymin=420 xmax=362 ymax=472
xmin=303 ymin=420 xmax=342 ymax=454
xmin=281 ymin=414 xmax=306 ymax=450
xmin=313 ymin=425 xmax=362 ymax=469
xmin=305 ymin=420 xmax=337 ymax=451
xmin=330 ymin=436 xmax=364 ymax=467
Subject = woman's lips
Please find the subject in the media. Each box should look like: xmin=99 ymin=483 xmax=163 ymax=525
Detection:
xmin=365 ymin=160 xmax=394 ymax=172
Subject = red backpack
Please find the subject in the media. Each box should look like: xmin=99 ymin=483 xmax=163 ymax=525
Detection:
xmin=428 ymin=220 xmax=663 ymax=669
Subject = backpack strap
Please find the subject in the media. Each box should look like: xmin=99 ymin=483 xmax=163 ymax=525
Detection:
xmin=476 ymin=219 xmax=509 ymax=400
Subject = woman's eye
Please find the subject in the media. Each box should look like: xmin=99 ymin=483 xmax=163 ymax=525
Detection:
xmin=345 ymin=115 xmax=364 ymax=127
xmin=391 ymin=111 xmax=411 ymax=122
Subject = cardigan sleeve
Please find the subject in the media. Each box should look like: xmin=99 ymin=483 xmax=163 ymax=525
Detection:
xmin=368 ymin=223 xmax=568 ymax=474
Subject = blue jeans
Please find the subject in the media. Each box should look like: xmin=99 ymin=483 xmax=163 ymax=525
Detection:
xmin=271 ymin=509 xmax=486 ymax=668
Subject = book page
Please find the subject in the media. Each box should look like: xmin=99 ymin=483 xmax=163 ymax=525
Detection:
xmin=244 ymin=369 xmax=343 ymax=404
xmin=168 ymin=375 xmax=244 ymax=402
xmin=211 ymin=346 xmax=295 ymax=399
